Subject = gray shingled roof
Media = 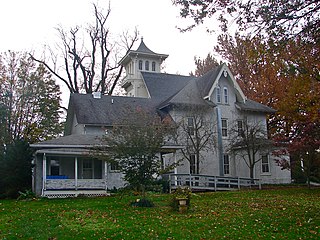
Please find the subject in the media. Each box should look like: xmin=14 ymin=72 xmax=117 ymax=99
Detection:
xmin=196 ymin=65 xmax=223 ymax=98
xmin=31 ymin=134 xmax=103 ymax=148
xmin=235 ymin=99 xmax=276 ymax=113
xmin=119 ymin=39 xmax=168 ymax=65
xmin=158 ymin=79 xmax=212 ymax=109
xmin=136 ymin=38 xmax=156 ymax=54
xmin=69 ymin=93 xmax=161 ymax=126
xmin=141 ymin=71 xmax=194 ymax=101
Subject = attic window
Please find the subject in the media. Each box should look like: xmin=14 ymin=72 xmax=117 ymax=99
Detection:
xmin=223 ymin=87 xmax=229 ymax=104
xmin=216 ymin=87 xmax=221 ymax=103
xmin=138 ymin=60 xmax=143 ymax=70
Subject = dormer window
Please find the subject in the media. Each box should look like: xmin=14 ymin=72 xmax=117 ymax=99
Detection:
xmin=223 ymin=87 xmax=229 ymax=104
xmin=145 ymin=61 xmax=149 ymax=71
xmin=152 ymin=61 xmax=156 ymax=71
xmin=216 ymin=86 xmax=221 ymax=103
xmin=138 ymin=60 xmax=143 ymax=70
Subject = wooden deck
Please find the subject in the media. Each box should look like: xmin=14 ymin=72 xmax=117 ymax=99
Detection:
xmin=164 ymin=174 xmax=261 ymax=192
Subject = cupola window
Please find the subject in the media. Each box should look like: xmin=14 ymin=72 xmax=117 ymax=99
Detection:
xmin=138 ymin=60 xmax=143 ymax=70
xmin=145 ymin=61 xmax=149 ymax=71
xmin=152 ymin=61 xmax=156 ymax=71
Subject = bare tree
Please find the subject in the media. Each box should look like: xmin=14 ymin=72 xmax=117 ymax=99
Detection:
xmin=228 ymin=117 xmax=273 ymax=180
xmin=175 ymin=105 xmax=216 ymax=174
xmin=30 ymin=3 xmax=138 ymax=95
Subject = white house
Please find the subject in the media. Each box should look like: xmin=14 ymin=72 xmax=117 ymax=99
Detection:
xmin=31 ymin=39 xmax=291 ymax=197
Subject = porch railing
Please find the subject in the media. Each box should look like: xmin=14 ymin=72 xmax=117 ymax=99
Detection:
xmin=45 ymin=179 xmax=106 ymax=190
xmin=164 ymin=174 xmax=261 ymax=192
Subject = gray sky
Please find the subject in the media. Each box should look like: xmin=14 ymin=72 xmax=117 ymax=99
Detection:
xmin=0 ymin=0 xmax=217 ymax=75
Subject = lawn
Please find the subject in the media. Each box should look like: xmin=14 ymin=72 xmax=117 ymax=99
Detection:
xmin=0 ymin=187 xmax=319 ymax=239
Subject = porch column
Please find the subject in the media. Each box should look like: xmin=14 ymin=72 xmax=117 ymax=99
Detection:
xmin=75 ymin=157 xmax=78 ymax=190
xmin=174 ymin=151 xmax=177 ymax=186
xmin=104 ymin=161 xmax=108 ymax=190
xmin=42 ymin=153 xmax=47 ymax=195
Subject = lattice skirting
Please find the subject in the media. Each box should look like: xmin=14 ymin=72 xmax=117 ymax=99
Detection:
xmin=43 ymin=190 xmax=110 ymax=199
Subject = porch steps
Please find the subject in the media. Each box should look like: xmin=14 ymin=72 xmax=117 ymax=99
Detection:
xmin=43 ymin=190 xmax=110 ymax=199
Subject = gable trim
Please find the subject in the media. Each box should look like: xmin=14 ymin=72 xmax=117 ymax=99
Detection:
xmin=206 ymin=64 xmax=247 ymax=103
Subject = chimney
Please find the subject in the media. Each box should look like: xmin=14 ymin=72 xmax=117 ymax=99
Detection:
xmin=92 ymin=92 xmax=101 ymax=99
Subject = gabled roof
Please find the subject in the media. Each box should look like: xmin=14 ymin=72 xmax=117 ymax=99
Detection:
xmin=141 ymin=71 xmax=194 ymax=101
xmin=158 ymin=79 xmax=214 ymax=109
xmin=196 ymin=64 xmax=223 ymax=98
xmin=64 ymin=64 xmax=275 ymax=133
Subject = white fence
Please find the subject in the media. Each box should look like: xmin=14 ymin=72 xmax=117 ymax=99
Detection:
xmin=165 ymin=174 xmax=261 ymax=191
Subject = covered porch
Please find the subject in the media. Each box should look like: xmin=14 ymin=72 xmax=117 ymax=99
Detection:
xmin=34 ymin=148 xmax=110 ymax=198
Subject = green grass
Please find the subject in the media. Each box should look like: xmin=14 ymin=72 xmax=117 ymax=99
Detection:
xmin=0 ymin=188 xmax=319 ymax=239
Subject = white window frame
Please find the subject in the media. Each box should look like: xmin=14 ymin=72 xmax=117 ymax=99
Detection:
xmin=221 ymin=119 xmax=228 ymax=137
xmin=138 ymin=60 xmax=143 ymax=70
xmin=223 ymin=154 xmax=230 ymax=175
xmin=50 ymin=159 xmax=60 ymax=176
xmin=223 ymin=87 xmax=229 ymax=104
xmin=187 ymin=117 xmax=195 ymax=136
xmin=216 ymin=86 xmax=221 ymax=103
xmin=261 ymin=154 xmax=270 ymax=174
xmin=237 ymin=120 xmax=243 ymax=136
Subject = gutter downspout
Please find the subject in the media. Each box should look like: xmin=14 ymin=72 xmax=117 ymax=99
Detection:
xmin=216 ymin=107 xmax=224 ymax=176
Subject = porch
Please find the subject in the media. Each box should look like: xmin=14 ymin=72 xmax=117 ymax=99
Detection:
xmin=41 ymin=153 xmax=109 ymax=198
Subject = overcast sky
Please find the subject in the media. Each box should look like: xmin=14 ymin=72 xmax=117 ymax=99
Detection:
xmin=0 ymin=0 xmax=219 ymax=75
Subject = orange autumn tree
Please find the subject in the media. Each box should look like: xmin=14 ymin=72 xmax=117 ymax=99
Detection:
xmin=212 ymin=33 xmax=320 ymax=182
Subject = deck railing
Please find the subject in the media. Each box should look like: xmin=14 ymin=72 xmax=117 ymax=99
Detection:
xmin=164 ymin=174 xmax=261 ymax=191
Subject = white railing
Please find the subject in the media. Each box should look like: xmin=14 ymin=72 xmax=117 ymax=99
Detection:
xmin=45 ymin=179 xmax=106 ymax=190
xmin=164 ymin=174 xmax=261 ymax=191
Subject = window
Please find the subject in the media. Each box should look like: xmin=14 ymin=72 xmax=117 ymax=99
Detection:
xmin=216 ymin=86 xmax=221 ymax=103
xmin=221 ymin=119 xmax=228 ymax=137
xmin=145 ymin=60 xmax=149 ymax=71
xmin=50 ymin=159 xmax=60 ymax=175
xmin=261 ymin=154 xmax=270 ymax=173
xmin=152 ymin=61 xmax=156 ymax=71
xmin=82 ymin=159 xmax=93 ymax=179
xmin=237 ymin=120 xmax=243 ymax=136
xmin=190 ymin=154 xmax=196 ymax=174
xmin=110 ymin=162 xmax=120 ymax=171
xmin=138 ymin=60 xmax=143 ymax=70
xmin=223 ymin=154 xmax=230 ymax=175
xmin=223 ymin=87 xmax=228 ymax=104
xmin=187 ymin=117 xmax=195 ymax=135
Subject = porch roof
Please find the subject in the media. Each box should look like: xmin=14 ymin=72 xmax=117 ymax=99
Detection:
xmin=235 ymin=99 xmax=276 ymax=113
xmin=31 ymin=134 xmax=105 ymax=148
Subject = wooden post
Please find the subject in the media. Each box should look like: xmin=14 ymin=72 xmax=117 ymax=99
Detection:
xmin=75 ymin=157 xmax=78 ymax=190
xmin=214 ymin=176 xmax=217 ymax=191
xmin=42 ymin=153 xmax=47 ymax=196
xmin=174 ymin=152 xmax=177 ymax=186
xmin=238 ymin=177 xmax=240 ymax=190
xmin=104 ymin=161 xmax=108 ymax=190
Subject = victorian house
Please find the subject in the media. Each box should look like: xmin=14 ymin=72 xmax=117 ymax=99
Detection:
xmin=31 ymin=39 xmax=291 ymax=197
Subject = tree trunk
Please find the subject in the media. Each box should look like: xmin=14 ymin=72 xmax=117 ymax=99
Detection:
xmin=250 ymin=165 xmax=255 ymax=183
